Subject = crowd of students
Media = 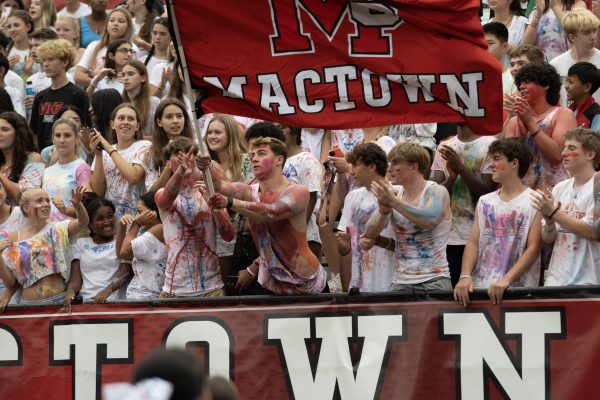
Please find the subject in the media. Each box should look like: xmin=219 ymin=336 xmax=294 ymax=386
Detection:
xmin=0 ymin=0 xmax=599 ymax=313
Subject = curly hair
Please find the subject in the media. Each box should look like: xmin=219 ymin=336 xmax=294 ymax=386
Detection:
xmin=346 ymin=142 xmax=388 ymax=177
xmin=488 ymin=138 xmax=532 ymax=178
xmin=514 ymin=62 xmax=562 ymax=106
xmin=36 ymin=38 xmax=76 ymax=70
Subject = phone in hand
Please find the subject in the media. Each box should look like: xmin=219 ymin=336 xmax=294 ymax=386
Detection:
xmin=1 ymin=6 xmax=12 ymax=20
xmin=328 ymin=146 xmax=344 ymax=158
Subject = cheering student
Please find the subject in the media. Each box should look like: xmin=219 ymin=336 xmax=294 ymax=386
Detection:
xmin=363 ymin=142 xmax=452 ymax=293
xmin=155 ymin=137 xmax=234 ymax=298
xmin=336 ymin=142 xmax=395 ymax=293
xmin=202 ymin=136 xmax=327 ymax=295
xmin=454 ymin=138 xmax=542 ymax=306
xmin=532 ymin=129 xmax=600 ymax=286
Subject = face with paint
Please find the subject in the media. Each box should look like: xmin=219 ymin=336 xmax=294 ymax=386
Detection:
xmin=489 ymin=152 xmax=516 ymax=183
xmin=89 ymin=205 xmax=116 ymax=241
xmin=249 ymin=143 xmax=283 ymax=180
xmin=518 ymin=80 xmax=548 ymax=104
xmin=22 ymin=189 xmax=51 ymax=220
xmin=562 ymin=139 xmax=593 ymax=172
xmin=386 ymin=160 xmax=415 ymax=185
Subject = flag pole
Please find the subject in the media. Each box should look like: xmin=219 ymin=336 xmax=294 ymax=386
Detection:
xmin=166 ymin=0 xmax=215 ymax=195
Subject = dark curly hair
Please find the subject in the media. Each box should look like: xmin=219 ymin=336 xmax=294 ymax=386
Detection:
xmin=346 ymin=142 xmax=388 ymax=177
xmin=514 ymin=62 xmax=562 ymax=106
xmin=488 ymin=138 xmax=532 ymax=178
xmin=0 ymin=112 xmax=36 ymax=183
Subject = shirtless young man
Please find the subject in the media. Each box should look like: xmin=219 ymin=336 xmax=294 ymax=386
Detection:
xmin=202 ymin=136 xmax=327 ymax=294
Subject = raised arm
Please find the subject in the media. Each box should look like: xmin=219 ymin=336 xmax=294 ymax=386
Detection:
xmin=67 ymin=187 xmax=90 ymax=235
xmin=372 ymin=181 xmax=449 ymax=229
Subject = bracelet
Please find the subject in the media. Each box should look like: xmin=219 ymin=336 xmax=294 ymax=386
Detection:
xmin=530 ymin=128 xmax=542 ymax=138
xmin=459 ymin=274 xmax=472 ymax=280
xmin=548 ymin=206 xmax=560 ymax=220
xmin=226 ymin=196 xmax=233 ymax=209
xmin=109 ymin=149 xmax=117 ymax=157
xmin=246 ymin=266 xmax=256 ymax=279
xmin=384 ymin=237 xmax=394 ymax=251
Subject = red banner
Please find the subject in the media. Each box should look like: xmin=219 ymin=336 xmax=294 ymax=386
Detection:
xmin=0 ymin=295 xmax=599 ymax=399
xmin=172 ymin=0 xmax=503 ymax=134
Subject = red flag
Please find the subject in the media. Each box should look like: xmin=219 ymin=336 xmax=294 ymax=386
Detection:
xmin=173 ymin=0 xmax=503 ymax=134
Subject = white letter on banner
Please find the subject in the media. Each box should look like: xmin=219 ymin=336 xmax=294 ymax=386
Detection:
xmin=51 ymin=321 xmax=132 ymax=400
xmin=202 ymin=76 xmax=247 ymax=99
xmin=348 ymin=3 xmax=403 ymax=57
xmin=361 ymin=69 xmax=391 ymax=108
xmin=439 ymin=73 xmax=485 ymax=117
xmin=164 ymin=320 xmax=231 ymax=378
xmin=295 ymin=70 xmax=325 ymax=113
xmin=324 ymin=66 xmax=358 ymax=111
xmin=442 ymin=311 xmax=564 ymax=400
xmin=257 ymin=73 xmax=296 ymax=115
xmin=0 ymin=325 xmax=20 ymax=365
xmin=387 ymin=74 xmax=435 ymax=104
xmin=267 ymin=314 xmax=404 ymax=400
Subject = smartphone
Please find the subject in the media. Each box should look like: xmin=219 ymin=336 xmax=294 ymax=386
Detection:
xmin=1 ymin=6 xmax=12 ymax=20
xmin=328 ymin=147 xmax=344 ymax=158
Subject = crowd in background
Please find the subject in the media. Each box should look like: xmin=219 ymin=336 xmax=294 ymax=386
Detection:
xmin=0 ymin=0 xmax=597 ymax=316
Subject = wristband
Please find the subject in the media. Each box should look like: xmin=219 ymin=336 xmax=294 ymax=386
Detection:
xmin=109 ymin=149 xmax=117 ymax=157
xmin=226 ymin=196 xmax=233 ymax=209
xmin=548 ymin=206 xmax=560 ymax=220
xmin=459 ymin=274 xmax=472 ymax=280
xmin=246 ymin=266 xmax=256 ymax=279
xmin=530 ymin=128 xmax=542 ymax=138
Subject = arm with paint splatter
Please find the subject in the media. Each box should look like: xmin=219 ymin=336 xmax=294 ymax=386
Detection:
xmin=196 ymin=155 xmax=252 ymax=200
xmin=373 ymin=181 xmax=450 ymax=229
xmin=595 ymin=172 xmax=600 ymax=241
xmin=230 ymin=184 xmax=309 ymax=223
xmin=155 ymin=156 xmax=190 ymax=210
xmin=212 ymin=208 xmax=234 ymax=242
xmin=488 ymin=211 xmax=542 ymax=305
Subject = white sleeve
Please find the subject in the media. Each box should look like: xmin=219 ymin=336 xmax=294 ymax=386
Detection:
xmin=149 ymin=62 xmax=167 ymax=86
xmin=77 ymin=41 xmax=98 ymax=69
xmin=337 ymin=192 xmax=354 ymax=231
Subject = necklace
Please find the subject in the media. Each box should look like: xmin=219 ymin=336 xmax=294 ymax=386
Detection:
xmin=533 ymin=105 xmax=552 ymax=117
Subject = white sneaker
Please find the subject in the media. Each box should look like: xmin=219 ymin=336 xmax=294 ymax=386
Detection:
xmin=328 ymin=273 xmax=342 ymax=293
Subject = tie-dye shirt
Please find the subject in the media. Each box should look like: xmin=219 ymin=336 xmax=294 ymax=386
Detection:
xmin=390 ymin=181 xmax=451 ymax=285
xmin=162 ymin=187 xmax=222 ymax=296
xmin=431 ymin=135 xmax=495 ymax=245
xmin=544 ymin=176 xmax=600 ymax=286
xmin=3 ymin=156 xmax=45 ymax=206
xmin=528 ymin=7 xmax=570 ymax=62
xmin=42 ymin=159 xmax=91 ymax=221
xmin=249 ymin=183 xmax=326 ymax=294
xmin=283 ymin=151 xmax=323 ymax=244
xmin=473 ymin=188 xmax=541 ymax=288
xmin=127 ymin=231 xmax=167 ymax=299
xmin=338 ymin=187 xmax=395 ymax=292
xmin=2 ymin=220 xmax=71 ymax=288
xmin=92 ymin=140 xmax=152 ymax=221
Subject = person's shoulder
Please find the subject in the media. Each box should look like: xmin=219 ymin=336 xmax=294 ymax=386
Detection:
xmin=553 ymin=176 xmax=572 ymax=193
xmin=549 ymin=51 xmax=571 ymax=69
xmin=27 ymin=152 xmax=43 ymax=163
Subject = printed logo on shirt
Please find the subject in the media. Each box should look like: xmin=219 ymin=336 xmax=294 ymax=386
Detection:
xmin=40 ymin=102 xmax=64 ymax=116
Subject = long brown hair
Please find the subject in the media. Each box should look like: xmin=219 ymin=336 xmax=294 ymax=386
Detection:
xmin=203 ymin=114 xmax=247 ymax=182
xmin=121 ymin=60 xmax=151 ymax=133
xmin=0 ymin=112 xmax=36 ymax=183
xmin=151 ymin=98 xmax=193 ymax=169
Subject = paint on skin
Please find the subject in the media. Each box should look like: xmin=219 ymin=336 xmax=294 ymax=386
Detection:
xmin=567 ymin=151 xmax=579 ymax=158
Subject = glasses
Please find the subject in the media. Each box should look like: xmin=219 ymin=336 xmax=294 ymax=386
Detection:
xmin=116 ymin=48 xmax=135 ymax=55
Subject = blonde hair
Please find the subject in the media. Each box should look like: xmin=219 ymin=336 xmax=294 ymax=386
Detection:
xmin=90 ymin=8 xmax=133 ymax=69
xmin=37 ymin=38 xmax=76 ymax=70
xmin=37 ymin=0 xmax=56 ymax=29
xmin=204 ymin=114 xmax=248 ymax=182
xmin=388 ymin=142 xmax=430 ymax=175
xmin=56 ymin=15 xmax=80 ymax=48
xmin=18 ymin=188 xmax=46 ymax=217
xmin=52 ymin=117 xmax=81 ymax=158
xmin=563 ymin=9 xmax=600 ymax=39
xmin=564 ymin=128 xmax=600 ymax=168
